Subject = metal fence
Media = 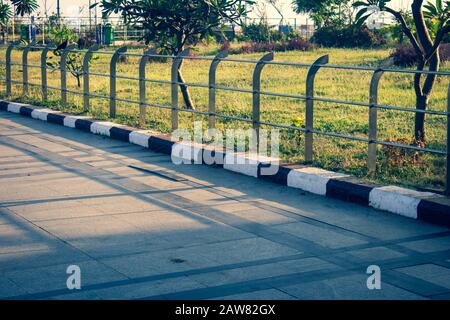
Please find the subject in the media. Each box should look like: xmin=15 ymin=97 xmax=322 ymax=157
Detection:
xmin=0 ymin=44 xmax=449 ymax=195
xmin=0 ymin=16 xmax=315 ymax=44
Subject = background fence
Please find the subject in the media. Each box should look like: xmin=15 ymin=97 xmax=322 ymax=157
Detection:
xmin=0 ymin=43 xmax=449 ymax=195
xmin=0 ymin=16 xmax=317 ymax=45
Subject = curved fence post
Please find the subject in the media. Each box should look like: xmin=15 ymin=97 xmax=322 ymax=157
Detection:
xmin=253 ymin=52 xmax=274 ymax=147
xmin=109 ymin=46 xmax=127 ymax=118
xmin=171 ymin=48 xmax=191 ymax=131
xmin=446 ymin=83 xmax=450 ymax=195
xmin=83 ymin=44 xmax=100 ymax=112
xmin=208 ymin=50 xmax=228 ymax=130
xmin=22 ymin=45 xmax=31 ymax=95
xmin=138 ymin=49 xmax=154 ymax=127
xmin=305 ymin=55 xmax=329 ymax=163
xmin=368 ymin=69 xmax=384 ymax=174
xmin=5 ymin=44 xmax=14 ymax=97
xmin=60 ymin=44 xmax=77 ymax=107
xmin=41 ymin=44 xmax=53 ymax=101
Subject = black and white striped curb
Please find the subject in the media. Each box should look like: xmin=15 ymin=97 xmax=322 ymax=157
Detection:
xmin=1 ymin=100 xmax=449 ymax=228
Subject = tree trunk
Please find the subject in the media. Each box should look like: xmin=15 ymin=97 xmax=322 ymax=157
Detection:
xmin=413 ymin=50 xmax=440 ymax=143
xmin=414 ymin=95 xmax=428 ymax=142
xmin=177 ymin=60 xmax=195 ymax=110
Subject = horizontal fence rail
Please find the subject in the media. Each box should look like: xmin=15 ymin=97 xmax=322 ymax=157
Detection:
xmin=0 ymin=44 xmax=449 ymax=195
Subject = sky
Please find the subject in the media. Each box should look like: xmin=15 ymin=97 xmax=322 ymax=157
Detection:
xmin=22 ymin=0 xmax=413 ymax=22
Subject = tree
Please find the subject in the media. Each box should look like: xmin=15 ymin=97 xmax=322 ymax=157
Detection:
xmin=354 ymin=0 xmax=450 ymax=142
xmin=10 ymin=0 xmax=38 ymax=16
xmin=293 ymin=0 xmax=355 ymax=28
xmin=0 ymin=0 xmax=38 ymax=42
xmin=0 ymin=1 xmax=12 ymax=42
xmin=47 ymin=25 xmax=98 ymax=88
xmin=95 ymin=0 xmax=254 ymax=110
xmin=10 ymin=0 xmax=39 ymax=42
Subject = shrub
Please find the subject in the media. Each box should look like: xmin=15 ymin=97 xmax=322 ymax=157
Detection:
xmin=270 ymin=29 xmax=285 ymax=42
xmin=391 ymin=43 xmax=450 ymax=67
xmin=77 ymin=36 xmax=95 ymax=49
xmin=286 ymin=28 xmax=302 ymax=41
xmin=282 ymin=37 xmax=313 ymax=51
xmin=311 ymin=27 xmax=336 ymax=47
xmin=391 ymin=44 xmax=418 ymax=67
xmin=237 ymin=42 xmax=275 ymax=54
xmin=312 ymin=26 xmax=385 ymax=48
xmin=230 ymin=37 xmax=313 ymax=54
xmin=380 ymin=137 xmax=423 ymax=168
xmin=240 ymin=21 xmax=271 ymax=43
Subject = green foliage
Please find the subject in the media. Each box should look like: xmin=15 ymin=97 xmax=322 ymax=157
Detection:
xmin=46 ymin=26 xmax=97 ymax=88
xmin=354 ymin=0 xmax=450 ymax=142
xmin=354 ymin=0 xmax=450 ymax=29
xmin=1 ymin=45 xmax=447 ymax=190
xmin=293 ymin=0 xmax=354 ymax=27
xmin=0 ymin=1 xmax=11 ymax=27
xmin=239 ymin=21 xmax=302 ymax=43
xmin=96 ymin=0 xmax=254 ymax=54
xmin=48 ymin=25 xmax=78 ymax=45
xmin=239 ymin=20 xmax=271 ymax=42
xmin=423 ymin=0 xmax=450 ymax=20
xmin=312 ymin=25 xmax=385 ymax=48
xmin=46 ymin=12 xmax=62 ymax=30
xmin=10 ymin=0 xmax=38 ymax=17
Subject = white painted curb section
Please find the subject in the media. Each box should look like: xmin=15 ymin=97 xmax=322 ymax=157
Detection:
xmin=369 ymin=186 xmax=436 ymax=219
xmin=63 ymin=115 xmax=91 ymax=128
xmin=90 ymin=121 xmax=117 ymax=137
xmin=129 ymin=131 xmax=151 ymax=148
xmin=172 ymin=142 xmax=203 ymax=163
xmin=31 ymin=108 xmax=52 ymax=121
xmin=7 ymin=103 xmax=23 ymax=113
xmin=287 ymin=167 xmax=349 ymax=195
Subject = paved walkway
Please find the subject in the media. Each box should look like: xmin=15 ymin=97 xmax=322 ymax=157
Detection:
xmin=1 ymin=111 xmax=450 ymax=300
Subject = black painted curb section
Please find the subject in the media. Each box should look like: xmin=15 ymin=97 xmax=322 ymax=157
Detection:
xmin=1 ymin=100 xmax=449 ymax=229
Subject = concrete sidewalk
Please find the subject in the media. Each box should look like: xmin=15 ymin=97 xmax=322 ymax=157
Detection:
xmin=1 ymin=110 xmax=450 ymax=300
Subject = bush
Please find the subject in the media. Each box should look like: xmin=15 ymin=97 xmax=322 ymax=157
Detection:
xmin=391 ymin=44 xmax=418 ymax=67
xmin=312 ymin=26 xmax=385 ymax=48
xmin=270 ymin=29 xmax=285 ymax=42
xmin=311 ymin=27 xmax=336 ymax=47
xmin=281 ymin=37 xmax=314 ymax=51
xmin=236 ymin=42 xmax=275 ymax=54
xmin=391 ymin=43 xmax=450 ymax=67
xmin=230 ymin=37 xmax=313 ymax=54
xmin=239 ymin=21 xmax=271 ymax=43
xmin=286 ymin=28 xmax=302 ymax=41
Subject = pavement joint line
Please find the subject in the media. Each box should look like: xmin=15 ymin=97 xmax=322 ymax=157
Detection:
xmin=1 ymin=101 xmax=449 ymax=228
xmin=11 ymin=247 xmax=449 ymax=300
xmin=3 ymin=252 xmax=317 ymax=300
xmin=2 ymin=131 xmax=450 ymax=260
xmin=0 ymin=134 xmax=396 ymax=265
xmin=1 ymin=138 xmax=448 ymax=264
xmin=0 ymin=109 xmax=450 ymax=298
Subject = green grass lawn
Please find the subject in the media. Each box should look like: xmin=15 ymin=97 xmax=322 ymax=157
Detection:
xmin=0 ymin=43 xmax=448 ymax=192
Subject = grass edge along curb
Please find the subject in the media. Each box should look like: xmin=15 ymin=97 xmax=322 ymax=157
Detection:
xmin=1 ymin=100 xmax=449 ymax=229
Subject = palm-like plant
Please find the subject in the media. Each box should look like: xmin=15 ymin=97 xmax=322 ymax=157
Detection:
xmin=0 ymin=1 xmax=12 ymax=26
xmin=11 ymin=0 xmax=38 ymax=17
xmin=9 ymin=0 xmax=39 ymax=43
xmin=354 ymin=0 xmax=450 ymax=143
xmin=0 ymin=1 xmax=12 ymax=42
